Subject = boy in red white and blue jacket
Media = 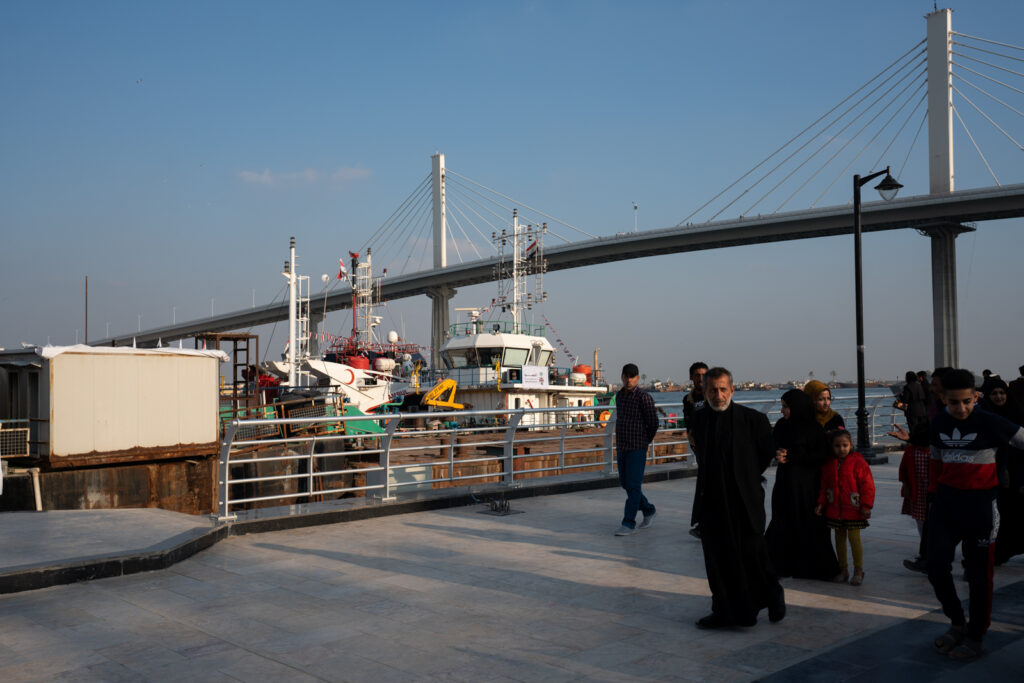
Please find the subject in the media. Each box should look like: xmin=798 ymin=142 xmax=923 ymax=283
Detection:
xmin=927 ymin=369 xmax=1024 ymax=661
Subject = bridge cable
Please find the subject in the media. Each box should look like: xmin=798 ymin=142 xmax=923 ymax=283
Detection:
xmin=367 ymin=179 xmax=431 ymax=263
xmin=897 ymin=110 xmax=928 ymax=181
xmin=774 ymin=72 xmax=925 ymax=212
xmin=953 ymin=85 xmax=1024 ymax=151
xmin=446 ymin=198 xmax=501 ymax=255
xmin=704 ymin=49 xmax=926 ymax=222
xmin=447 ymin=174 xmax=575 ymax=246
xmin=952 ymin=62 xmax=1024 ymax=98
xmin=952 ymin=105 xmax=1000 ymax=186
xmin=445 ymin=190 xmax=511 ymax=244
xmin=393 ymin=199 xmax=434 ymax=275
xmin=954 ymin=73 xmax=1024 ymax=121
xmin=370 ymin=183 xmax=432 ymax=269
xmin=446 ymin=168 xmax=597 ymax=239
xmin=446 ymin=207 xmax=485 ymax=262
xmin=951 ymin=32 xmax=1024 ymax=53
xmin=396 ymin=212 xmax=434 ymax=275
xmin=813 ymin=88 xmax=928 ymax=209
xmin=361 ymin=173 xmax=430 ymax=250
xmin=952 ymin=41 xmax=1024 ymax=66
xmin=675 ymin=39 xmax=925 ymax=226
xmin=738 ymin=58 xmax=925 ymax=217
xmin=865 ymin=92 xmax=928 ymax=186
xmin=360 ymin=181 xmax=430 ymax=268
xmin=951 ymin=52 xmax=1024 ymax=81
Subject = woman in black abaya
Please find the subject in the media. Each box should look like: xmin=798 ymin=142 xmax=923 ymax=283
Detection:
xmin=981 ymin=377 xmax=1024 ymax=565
xmin=766 ymin=389 xmax=841 ymax=580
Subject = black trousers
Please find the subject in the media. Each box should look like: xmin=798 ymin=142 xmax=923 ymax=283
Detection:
xmin=926 ymin=486 xmax=998 ymax=640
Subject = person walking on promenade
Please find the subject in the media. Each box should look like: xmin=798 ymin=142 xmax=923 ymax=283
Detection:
xmin=684 ymin=361 xmax=708 ymax=538
xmin=765 ymin=390 xmax=841 ymax=581
xmin=1008 ymin=365 xmax=1024 ymax=407
xmin=896 ymin=371 xmax=929 ymax=431
xmin=897 ymin=423 xmax=932 ymax=573
xmin=613 ymin=363 xmax=659 ymax=536
xmin=815 ymin=430 xmax=875 ymax=585
xmin=927 ymin=369 xmax=1024 ymax=661
xmin=804 ymin=379 xmax=845 ymax=431
xmin=979 ymin=377 xmax=1024 ymax=565
xmin=689 ymin=367 xmax=785 ymax=628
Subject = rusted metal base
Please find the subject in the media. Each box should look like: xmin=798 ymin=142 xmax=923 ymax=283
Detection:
xmin=0 ymin=455 xmax=217 ymax=514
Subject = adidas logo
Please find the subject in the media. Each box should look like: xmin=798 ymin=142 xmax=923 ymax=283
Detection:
xmin=940 ymin=428 xmax=977 ymax=448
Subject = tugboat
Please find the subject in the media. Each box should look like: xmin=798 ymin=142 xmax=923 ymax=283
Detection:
xmin=435 ymin=210 xmax=608 ymax=425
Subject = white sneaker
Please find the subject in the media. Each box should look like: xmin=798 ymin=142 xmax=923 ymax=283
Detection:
xmin=614 ymin=525 xmax=635 ymax=536
xmin=638 ymin=512 xmax=656 ymax=529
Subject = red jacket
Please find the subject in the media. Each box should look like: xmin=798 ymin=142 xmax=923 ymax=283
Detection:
xmin=817 ymin=452 xmax=876 ymax=521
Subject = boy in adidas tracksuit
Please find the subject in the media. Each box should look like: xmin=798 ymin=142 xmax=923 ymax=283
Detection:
xmin=927 ymin=369 xmax=1024 ymax=661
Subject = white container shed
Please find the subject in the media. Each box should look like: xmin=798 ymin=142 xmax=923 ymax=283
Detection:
xmin=0 ymin=345 xmax=228 ymax=462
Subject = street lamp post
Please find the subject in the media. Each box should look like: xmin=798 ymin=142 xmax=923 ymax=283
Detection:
xmin=853 ymin=167 xmax=903 ymax=456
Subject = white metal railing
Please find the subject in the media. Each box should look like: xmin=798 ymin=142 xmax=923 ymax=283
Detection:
xmin=216 ymin=392 xmax=902 ymax=520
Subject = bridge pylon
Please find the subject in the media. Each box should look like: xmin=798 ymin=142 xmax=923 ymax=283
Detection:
xmin=430 ymin=153 xmax=455 ymax=369
xmin=924 ymin=7 xmax=962 ymax=369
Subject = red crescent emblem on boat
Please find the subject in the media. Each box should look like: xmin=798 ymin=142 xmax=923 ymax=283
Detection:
xmin=343 ymin=368 xmax=355 ymax=385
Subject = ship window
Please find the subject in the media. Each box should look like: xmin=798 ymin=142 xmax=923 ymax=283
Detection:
xmin=537 ymin=350 xmax=552 ymax=366
xmin=445 ymin=351 xmax=468 ymax=368
xmin=502 ymin=348 xmax=529 ymax=367
xmin=477 ymin=347 xmax=501 ymax=367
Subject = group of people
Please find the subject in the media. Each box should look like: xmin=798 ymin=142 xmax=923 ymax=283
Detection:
xmin=612 ymin=361 xmax=1024 ymax=663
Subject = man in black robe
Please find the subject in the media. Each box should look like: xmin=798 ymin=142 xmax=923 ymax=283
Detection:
xmin=689 ymin=366 xmax=786 ymax=628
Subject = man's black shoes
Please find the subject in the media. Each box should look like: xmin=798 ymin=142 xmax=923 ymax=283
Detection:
xmin=696 ymin=613 xmax=756 ymax=629
xmin=695 ymin=613 xmax=731 ymax=630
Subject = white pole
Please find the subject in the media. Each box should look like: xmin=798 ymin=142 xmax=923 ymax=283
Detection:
xmin=287 ymin=237 xmax=297 ymax=387
xmin=431 ymin=153 xmax=447 ymax=269
xmin=926 ymin=8 xmax=954 ymax=194
xmin=512 ymin=209 xmax=520 ymax=328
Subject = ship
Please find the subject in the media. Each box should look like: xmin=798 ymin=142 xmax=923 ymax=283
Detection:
xmin=433 ymin=210 xmax=608 ymax=425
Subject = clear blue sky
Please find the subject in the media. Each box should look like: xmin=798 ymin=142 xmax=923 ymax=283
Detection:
xmin=2 ymin=1 xmax=1022 ymax=383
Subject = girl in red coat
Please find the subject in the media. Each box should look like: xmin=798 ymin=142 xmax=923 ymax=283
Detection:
xmin=815 ymin=430 xmax=876 ymax=585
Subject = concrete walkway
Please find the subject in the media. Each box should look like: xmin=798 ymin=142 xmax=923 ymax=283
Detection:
xmin=1 ymin=463 xmax=1022 ymax=681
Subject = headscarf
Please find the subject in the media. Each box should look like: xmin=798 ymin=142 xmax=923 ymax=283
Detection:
xmin=803 ymin=379 xmax=839 ymax=428
xmin=981 ymin=377 xmax=1024 ymax=426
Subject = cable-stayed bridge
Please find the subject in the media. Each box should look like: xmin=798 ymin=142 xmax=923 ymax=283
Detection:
xmin=105 ymin=9 xmax=1024 ymax=369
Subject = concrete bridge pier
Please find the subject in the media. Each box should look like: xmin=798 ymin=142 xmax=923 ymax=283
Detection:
xmin=427 ymin=285 xmax=456 ymax=370
xmin=922 ymin=223 xmax=974 ymax=369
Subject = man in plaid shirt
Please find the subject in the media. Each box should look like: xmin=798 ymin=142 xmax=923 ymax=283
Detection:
xmin=614 ymin=363 xmax=660 ymax=535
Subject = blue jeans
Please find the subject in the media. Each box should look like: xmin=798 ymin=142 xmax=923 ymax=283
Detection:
xmin=618 ymin=448 xmax=655 ymax=528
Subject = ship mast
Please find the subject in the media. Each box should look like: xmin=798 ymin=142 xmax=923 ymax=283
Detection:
xmin=492 ymin=210 xmax=547 ymax=331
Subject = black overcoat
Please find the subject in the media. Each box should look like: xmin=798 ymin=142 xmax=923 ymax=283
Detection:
xmin=690 ymin=401 xmax=775 ymax=534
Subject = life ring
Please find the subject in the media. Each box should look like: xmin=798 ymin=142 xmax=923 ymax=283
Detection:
xmin=599 ymin=410 xmax=611 ymax=427
xmin=342 ymin=368 xmax=355 ymax=385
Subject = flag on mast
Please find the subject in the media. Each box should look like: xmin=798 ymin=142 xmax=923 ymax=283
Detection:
xmin=336 ymin=258 xmax=347 ymax=280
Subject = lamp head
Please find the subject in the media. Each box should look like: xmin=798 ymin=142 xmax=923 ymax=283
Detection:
xmin=875 ymin=171 xmax=903 ymax=201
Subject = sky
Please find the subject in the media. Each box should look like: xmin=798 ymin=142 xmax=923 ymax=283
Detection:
xmin=2 ymin=1 xmax=1022 ymax=384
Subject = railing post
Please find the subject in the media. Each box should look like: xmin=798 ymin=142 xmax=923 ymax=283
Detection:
xmin=448 ymin=429 xmax=456 ymax=483
xmin=308 ymin=434 xmax=317 ymax=499
xmin=380 ymin=416 xmax=401 ymax=502
xmin=216 ymin=422 xmax=238 ymax=522
xmin=503 ymin=411 xmax=525 ymax=484
xmin=603 ymin=407 xmax=616 ymax=475
xmin=559 ymin=422 xmax=567 ymax=473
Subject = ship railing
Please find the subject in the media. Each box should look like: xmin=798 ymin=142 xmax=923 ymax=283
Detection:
xmin=215 ymin=394 xmax=903 ymax=521
xmin=448 ymin=321 xmax=547 ymax=337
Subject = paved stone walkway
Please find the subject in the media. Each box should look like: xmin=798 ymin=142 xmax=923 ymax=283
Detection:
xmin=0 ymin=463 xmax=1021 ymax=681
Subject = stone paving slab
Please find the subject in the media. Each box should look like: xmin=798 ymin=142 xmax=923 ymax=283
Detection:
xmin=0 ymin=508 xmax=216 ymax=572
xmin=0 ymin=463 xmax=1021 ymax=681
